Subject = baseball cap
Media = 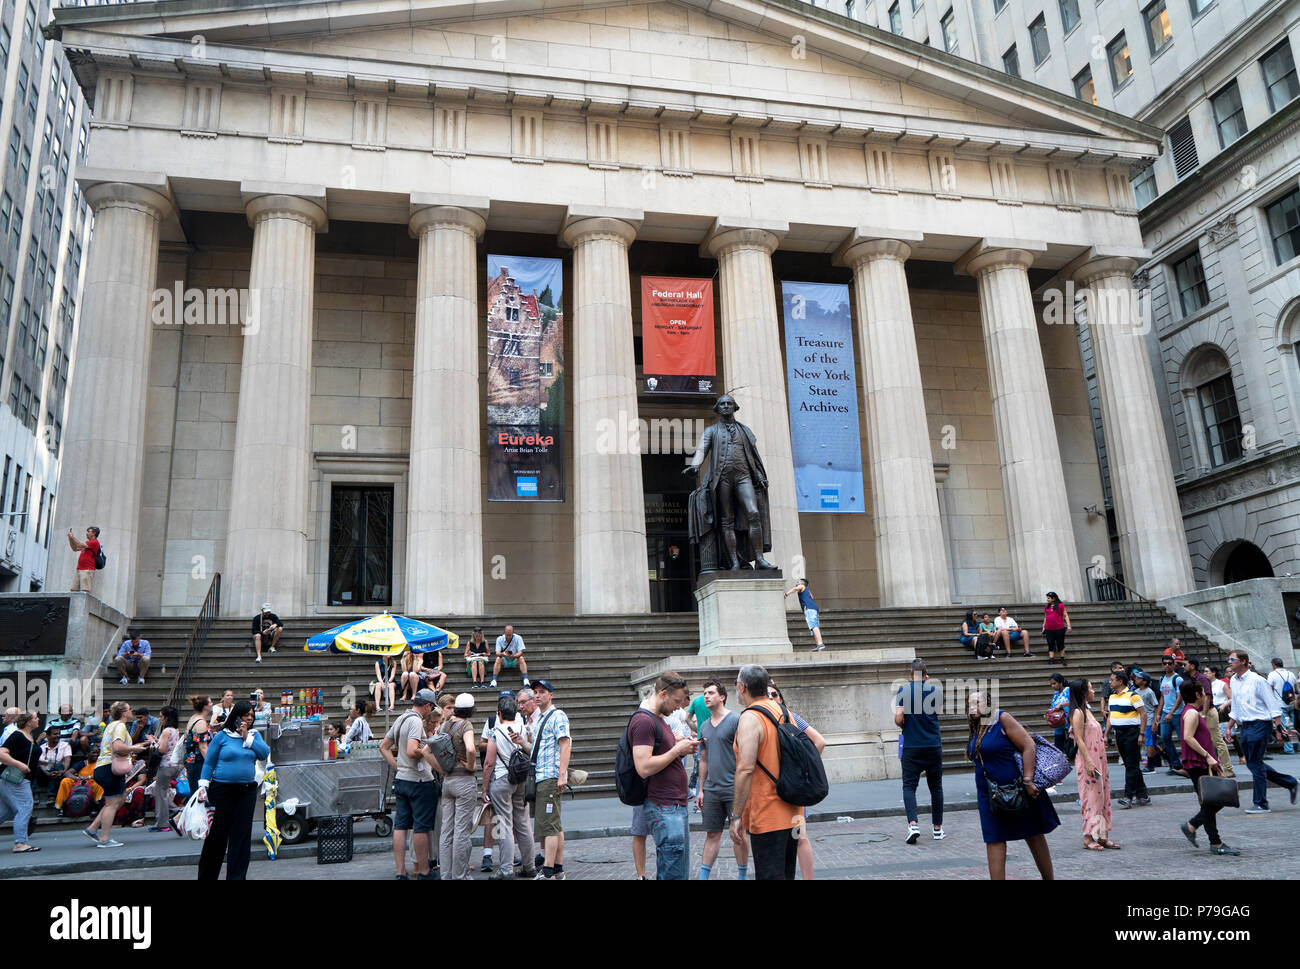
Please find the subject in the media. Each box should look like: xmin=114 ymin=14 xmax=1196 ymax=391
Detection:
xmin=412 ymin=689 xmax=438 ymax=706
xmin=455 ymin=692 xmax=475 ymax=709
xmin=533 ymin=679 xmax=555 ymax=693
xmin=498 ymin=689 xmax=516 ymax=698
xmin=262 ymin=602 xmax=272 ymax=611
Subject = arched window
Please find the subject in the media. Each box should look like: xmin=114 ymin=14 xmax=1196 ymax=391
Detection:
xmin=1180 ymin=345 xmax=1243 ymax=469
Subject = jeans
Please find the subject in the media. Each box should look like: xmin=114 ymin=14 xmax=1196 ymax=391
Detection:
xmin=153 ymin=763 xmax=180 ymax=827
xmin=486 ymin=774 xmax=533 ymax=876
xmin=1185 ymin=766 xmax=1221 ymax=845
xmin=749 ymin=828 xmax=798 ymax=880
xmin=439 ymin=773 xmax=478 ymax=879
xmin=0 ymin=777 xmax=33 ymax=843
xmin=1159 ymin=714 xmax=1183 ymax=770
xmin=1282 ymin=711 xmax=1297 ymax=754
xmin=1240 ymin=720 xmax=1298 ymax=809
xmin=198 ymin=781 xmax=258 ymax=880
xmin=1114 ymin=725 xmax=1147 ymax=798
xmin=643 ymin=801 xmax=690 ymax=880
xmin=900 ymin=746 xmax=944 ymax=825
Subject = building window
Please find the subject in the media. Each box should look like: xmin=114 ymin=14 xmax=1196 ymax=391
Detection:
xmin=1211 ymin=81 xmax=1247 ymax=149
xmin=993 ymin=0 xmax=1006 ymax=10
xmin=1003 ymin=45 xmax=1020 ymax=76
xmin=1030 ymin=14 xmax=1050 ymax=65
xmin=1266 ymin=188 xmax=1300 ymax=264
xmin=1173 ymin=251 xmax=1209 ymax=316
xmin=889 ymin=1 xmax=902 ymax=33
xmin=1198 ymin=372 xmax=1243 ymax=466
xmin=1188 ymin=0 xmax=1212 ymax=16
xmin=1058 ymin=0 xmax=1080 ymax=33
xmin=940 ymin=8 xmax=958 ymax=51
xmin=1074 ymin=65 xmax=1096 ymax=104
xmin=845 ymin=0 xmax=855 ymax=15
xmin=1169 ymin=115 xmax=1199 ymax=179
xmin=1261 ymin=42 xmax=1299 ymax=113
xmin=327 ymin=486 xmax=394 ymax=608
xmin=1144 ymin=0 xmax=1172 ymax=54
xmin=1108 ymin=32 xmax=1133 ymax=89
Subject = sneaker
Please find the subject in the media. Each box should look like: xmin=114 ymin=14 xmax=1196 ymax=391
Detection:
xmin=534 ymin=870 xmax=557 ymax=880
xmin=416 ymin=870 xmax=439 ymax=880
xmin=82 ymin=828 xmax=99 ymax=843
xmin=490 ymin=680 xmax=497 ymax=689
xmin=119 ymin=677 xmax=129 ymax=685
xmin=1023 ymin=652 xmax=1035 ymax=657
xmin=1141 ymin=767 xmax=1156 ymax=774
xmin=395 ymin=873 xmax=410 ymax=880
xmin=96 ymin=839 xmax=125 ymax=848
xmin=147 ymin=825 xmax=171 ymax=833
xmin=1117 ymin=797 xmax=1131 ymax=809
xmin=1136 ymin=797 xmax=1152 ymax=806
xmin=522 ymin=678 xmax=531 ymax=687
xmin=518 ymin=868 xmax=537 ymax=879
xmin=1243 ymin=806 xmax=1270 ymax=814
xmin=1291 ymin=785 xmax=1298 ymax=806
xmin=136 ymin=677 xmax=146 ymax=684
xmin=481 ymin=857 xmax=493 ymax=873
xmin=812 ymin=644 xmax=826 ymax=652
xmin=269 ymin=647 xmax=276 ymax=653
xmin=490 ymin=869 xmax=514 ymax=880
xmin=1210 ymin=844 xmax=1241 ymax=856
xmin=1180 ymin=823 xmax=1198 ymax=847
xmin=905 ymin=823 xmax=920 ymax=845
xmin=254 ymin=657 xmax=262 ymax=664
xmin=932 ymin=828 xmax=946 ymax=841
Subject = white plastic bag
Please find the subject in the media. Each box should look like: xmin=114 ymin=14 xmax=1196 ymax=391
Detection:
xmin=177 ymin=791 xmax=213 ymax=841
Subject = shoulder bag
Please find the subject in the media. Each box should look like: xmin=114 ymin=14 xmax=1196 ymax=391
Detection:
xmin=975 ymin=714 xmax=1032 ymax=819
xmin=108 ymin=724 xmax=132 ymax=776
xmin=1196 ymin=773 xmax=1239 ymax=812
xmin=523 ymin=709 xmax=557 ymax=805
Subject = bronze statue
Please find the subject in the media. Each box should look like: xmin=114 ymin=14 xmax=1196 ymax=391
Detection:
xmin=683 ymin=394 xmax=776 ymax=572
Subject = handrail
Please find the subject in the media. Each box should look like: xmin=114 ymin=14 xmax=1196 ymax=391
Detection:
xmin=1087 ymin=568 xmax=1228 ymax=670
xmin=165 ymin=572 xmax=221 ymax=709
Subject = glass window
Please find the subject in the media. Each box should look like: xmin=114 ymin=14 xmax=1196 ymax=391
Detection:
xmin=941 ymin=8 xmax=958 ymax=51
xmin=6 ymin=378 xmax=17 ymax=417
xmin=1074 ymin=65 xmax=1096 ymax=104
xmin=1266 ymin=188 xmax=1300 ymax=264
xmin=889 ymin=1 xmax=902 ymax=32
xmin=1211 ymin=81 xmax=1246 ymax=148
xmin=1144 ymin=0 xmax=1172 ymax=54
xmin=1030 ymin=14 xmax=1050 ymax=65
xmin=1173 ymin=250 xmax=1209 ymax=316
xmin=1188 ymin=0 xmax=1212 ymax=16
xmin=1003 ymin=44 xmax=1020 ymax=76
xmin=1261 ymin=42 xmax=1299 ymax=113
xmin=328 ymin=486 xmax=395 ymax=607
xmin=1198 ymin=373 xmax=1243 ymax=467
xmin=1059 ymin=0 xmax=1080 ymax=33
xmin=994 ymin=0 xmax=1006 ymax=10
xmin=1108 ymin=32 xmax=1133 ymax=88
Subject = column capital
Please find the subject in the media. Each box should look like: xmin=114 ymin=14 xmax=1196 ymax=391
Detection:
xmin=702 ymin=217 xmax=788 ymax=259
xmin=559 ymin=206 xmax=642 ymax=248
xmin=958 ymin=238 xmax=1046 ymax=277
xmin=1073 ymin=255 xmax=1140 ymax=286
xmin=834 ymin=227 xmax=923 ymax=268
xmin=80 ymin=173 xmax=174 ymax=221
xmin=241 ymin=182 xmax=328 ymax=231
xmin=410 ymin=196 xmax=488 ymax=238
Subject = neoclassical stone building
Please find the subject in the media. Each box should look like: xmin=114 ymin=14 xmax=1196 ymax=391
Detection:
xmin=47 ymin=0 xmax=1197 ymax=619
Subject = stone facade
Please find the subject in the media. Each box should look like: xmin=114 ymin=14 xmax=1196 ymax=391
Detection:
xmin=48 ymin=0 xmax=1190 ymax=618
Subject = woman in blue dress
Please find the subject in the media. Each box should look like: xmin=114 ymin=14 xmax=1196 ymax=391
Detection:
xmin=967 ymin=689 xmax=1058 ymax=879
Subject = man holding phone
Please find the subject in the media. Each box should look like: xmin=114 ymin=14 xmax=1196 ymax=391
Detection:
xmin=628 ymin=671 xmax=698 ymax=880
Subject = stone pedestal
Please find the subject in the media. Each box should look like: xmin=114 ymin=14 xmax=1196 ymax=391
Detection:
xmin=632 ymin=646 xmax=916 ymax=783
xmin=695 ymin=573 xmax=792 ymax=654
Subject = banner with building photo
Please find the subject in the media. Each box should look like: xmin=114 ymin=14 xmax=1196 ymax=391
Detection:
xmin=640 ymin=276 xmax=717 ymax=395
xmin=485 ymin=254 xmax=565 ymax=501
xmin=781 ymin=280 xmax=865 ymax=513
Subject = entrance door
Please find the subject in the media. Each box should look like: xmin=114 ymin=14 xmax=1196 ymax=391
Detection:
xmin=328 ymin=486 xmax=394 ymax=608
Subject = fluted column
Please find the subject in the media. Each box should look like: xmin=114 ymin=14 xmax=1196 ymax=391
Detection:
xmin=49 ymin=178 xmax=173 ymax=613
xmin=223 ymin=191 xmax=326 ymax=615
xmin=562 ymin=211 xmax=651 ymax=614
xmin=839 ymin=234 xmax=950 ymax=605
xmin=406 ymin=199 xmax=487 ymax=614
xmin=1076 ymin=256 xmax=1193 ymax=598
xmin=968 ymin=246 xmax=1083 ymax=601
xmin=704 ymin=221 xmax=803 ymax=589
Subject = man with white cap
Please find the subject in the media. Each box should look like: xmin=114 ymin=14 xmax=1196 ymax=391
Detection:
xmin=436 ymin=691 xmax=478 ymax=879
xmin=250 ymin=603 xmax=283 ymax=664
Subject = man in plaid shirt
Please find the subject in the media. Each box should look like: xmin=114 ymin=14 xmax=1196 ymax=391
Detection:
xmin=528 ymin=680 xmax=571 ymax=880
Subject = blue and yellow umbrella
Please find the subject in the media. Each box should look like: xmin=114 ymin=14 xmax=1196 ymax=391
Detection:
xmin=304 ymin=613 xmax=459 ymax=656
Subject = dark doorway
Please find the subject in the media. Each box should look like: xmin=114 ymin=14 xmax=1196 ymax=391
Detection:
xmin=328 ymin=486 xmax=394 ymax=608
xmin=643 ymin=453 xmax=695 ymax=612
xmin=1222 ymin=542 xmax=1274 ymax=585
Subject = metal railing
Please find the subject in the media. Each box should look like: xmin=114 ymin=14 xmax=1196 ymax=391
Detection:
xmin=165 ymin=572 xmax=221 ymax=709
xmin=1087 ymin=569 xmax=1228 ymax=670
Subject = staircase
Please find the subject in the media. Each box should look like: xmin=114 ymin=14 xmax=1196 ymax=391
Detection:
xmin=88 ymin=601 xmax=1219 ymax=801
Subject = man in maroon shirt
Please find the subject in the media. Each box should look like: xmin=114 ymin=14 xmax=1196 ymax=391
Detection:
xmin=66 ymin=526 xmax=101 ymax=594
xmin=629 ymin=671 xmax=698 ymax=880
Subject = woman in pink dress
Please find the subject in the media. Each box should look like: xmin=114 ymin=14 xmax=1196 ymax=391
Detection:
xmin=1070 ymin=679 xmax=1119 ymax=850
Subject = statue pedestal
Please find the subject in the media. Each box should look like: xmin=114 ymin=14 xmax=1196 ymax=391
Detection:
xmin=695 ymin=572 xmax=791 ymax=655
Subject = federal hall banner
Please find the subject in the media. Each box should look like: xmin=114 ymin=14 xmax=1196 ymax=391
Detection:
xmin=46 ymin=0 xmax=1194 ymax=624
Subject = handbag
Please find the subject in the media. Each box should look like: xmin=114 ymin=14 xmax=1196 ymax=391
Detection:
xmin=1015 ymin=733 xmax=1073 ymax=788
xmin=1196 ymin=773 xmax=1239 ymax=811
xmin=0 ymin=765 xmax=24 ymax=785
xmin=974 ymin=721 xmax=1033 ymax=819
xmin=1045 ymin=707 xmax=1066 ymax=728
xmin=111 ymin=754 xmax=132 ymax=776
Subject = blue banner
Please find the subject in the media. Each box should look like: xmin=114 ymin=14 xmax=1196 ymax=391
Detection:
xmin=782 ymin=281 xmax=864 ymax=514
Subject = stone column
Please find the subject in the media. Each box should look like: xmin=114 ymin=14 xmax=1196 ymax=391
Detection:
xmin=1076 ymin=255 xmax=1194 ymax=599
xmin=966 ymin=245 xmax=1083 ymax=602
xmin=838 ymin=232 xmax=951 ymax=605
xmin=704 ymin=220 xmax=804 ymax=589
xmin=406 ymin=197 xmax=488 ymax=615
xmin=561 ymin=209 xmax=651 ymax=614
xmin=223 ymin=189 xmax=326 ymax=616
xmin=49 ymin=177 xmax=173 ymax=614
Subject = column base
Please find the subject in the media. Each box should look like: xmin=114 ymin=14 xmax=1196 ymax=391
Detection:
xmin=694 ymin=572 xmax=791 ymax=655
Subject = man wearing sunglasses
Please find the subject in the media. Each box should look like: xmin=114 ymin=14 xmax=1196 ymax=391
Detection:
xmin=1224 ymin=650 xmax=1298 ymax=813
xmin=1157 ymin=657 xmax=1186 ymax=775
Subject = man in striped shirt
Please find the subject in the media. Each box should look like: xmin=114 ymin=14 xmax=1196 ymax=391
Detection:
xmin=1105 ymin=671 xmax=1150 ymax=807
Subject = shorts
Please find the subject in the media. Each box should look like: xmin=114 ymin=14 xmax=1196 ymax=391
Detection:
xmin=93 ymin=763 xmax=125 ymax=798
xmin=72 ymin=570 xmax=95 ymax=593
xmin=533 ymin=778 xmax=562 ymax=839
xmin=804 ymin=608 xmax=820 ymax=631
xmin=630 ymin=804 xmax=649 ymax=837
xmin=701 ymin=793 xmax=732 ymax=833
xmin=1006 ymin=630 xmax=1023 ymax=643
xmin=393 ymin=778 xmax=438 ymax=833
xmin=499 ymin=657 xmax=519 ymax=670
xmin=1144 ymin=725 xmax=1156 ymax=747
xmin=1044 ymin=628 xmax=1066 ymax=651
xmin=467 ymin=656 xmax=488 ymax=675
xmin=959 ymin=635 xmax=976 ymax=648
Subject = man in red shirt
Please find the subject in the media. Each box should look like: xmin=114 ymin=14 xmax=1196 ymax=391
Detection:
xmin=67 ymin=526 xmax=101 ymax=593
xmin=1163 ymin=639 xmax=1187 ymax=669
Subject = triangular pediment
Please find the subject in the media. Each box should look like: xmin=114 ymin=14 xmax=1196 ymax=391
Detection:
xmin=53 ymin=0 xmax=1160 ymax=152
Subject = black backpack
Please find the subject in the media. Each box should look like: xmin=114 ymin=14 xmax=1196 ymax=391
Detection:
xmin=742 ymin=702 xmax=829 ymax=807
xmin=94 ymin=544 xmax=106 ymax=570
xmin=615 ymin=709 xmax=666 ymax=806
xmin=492 ymin=720 xmax=531 ymax=785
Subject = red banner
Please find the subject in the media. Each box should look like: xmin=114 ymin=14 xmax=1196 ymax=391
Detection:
xmin=640 ymin=276 xmax=716 ymax=395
